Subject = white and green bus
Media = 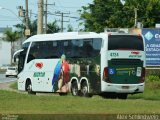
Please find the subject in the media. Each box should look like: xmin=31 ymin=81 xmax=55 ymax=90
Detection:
xmin=16 ymin=32 xmax=145 ymax=99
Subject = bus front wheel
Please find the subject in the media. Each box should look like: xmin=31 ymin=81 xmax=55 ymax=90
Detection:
xmin=26 ymin=80 xmax=36 ymax=95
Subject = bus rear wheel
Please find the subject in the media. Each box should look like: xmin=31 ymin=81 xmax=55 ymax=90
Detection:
xmin=117 ymin=93 xmax=128 ymax=99
xmin=81 ymin=81 xmax=92 ymax=97
xmin=59 ymin=93 xmax=67 ymax=96
xmin=101 ymin=93 xmax=117 ymax=99
xmin=71 ymin=81 xmax=79 ymax=96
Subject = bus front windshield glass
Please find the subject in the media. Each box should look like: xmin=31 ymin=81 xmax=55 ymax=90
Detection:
xmin=18 ymin=42 xmax=30 ymax=73
xmin=108 ymin=35 xmax=144 ymax=50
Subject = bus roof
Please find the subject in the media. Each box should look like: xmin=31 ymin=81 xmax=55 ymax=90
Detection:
xmin=100 ymin=32 xmax=142 ymax=36
xmin=23 ymin=32 xmax=99 ymax=44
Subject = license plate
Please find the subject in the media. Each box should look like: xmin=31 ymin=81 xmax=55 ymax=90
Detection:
xmin=122 ymin=86 xmax=129 ymax=89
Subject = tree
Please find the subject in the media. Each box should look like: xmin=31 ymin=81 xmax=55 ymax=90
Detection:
xmin=15 ymin=20 xmax=60 ymax=35
xmin=3 ymin=30 xmax=20 ymax=64
xmin=67 ymin=24 xmax=73 ymax=32
xmin=47 ymin=21 xmax=60 ymax=33
xmin=80 ymin=0 xmax=160 ymax=32
xmin=15 ymin=19 xmax=37 ymax=36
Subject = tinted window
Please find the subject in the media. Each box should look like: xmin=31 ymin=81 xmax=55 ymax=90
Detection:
xmin=18 ymin=42 xmax=30 ymax=73
xmin=22 ymin=42 xmax=30 ymax=49
xmin=27 ymin=41 xmax=62 ymax=63
xmin=63 ymin=38 xmax=102 ymax=58
xmin=27 ymin=38 xmax=102 ymax=62
xmin=108 ymin=35 xmax=144 ymax=50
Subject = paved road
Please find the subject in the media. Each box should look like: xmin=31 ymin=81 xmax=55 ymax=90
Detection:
xmin=0 ymin=73 xmax=17 ymax=83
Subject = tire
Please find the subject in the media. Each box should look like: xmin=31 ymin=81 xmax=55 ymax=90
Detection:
xmin=81 ymin=81 xmax=92 ymax=97
xmin=71 ymin=81 xmax=79 ymax=96
xmin=101 ymin=93 xmax=117 ymax=99
xmin=59 ymin=93 xmax=67 ymax=96
xmin=117 ymin=93 xmax=128 ymax=99
xmin=26 ymin=81 xmax=36 ymax=95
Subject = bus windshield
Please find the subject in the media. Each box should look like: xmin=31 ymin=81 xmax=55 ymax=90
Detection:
xmin=108 ymin=35 xmax=144 ymax=50
xmin=18 ymin=42 xmax=30 ymax=73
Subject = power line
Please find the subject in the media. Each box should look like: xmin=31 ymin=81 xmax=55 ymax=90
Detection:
xmin=48 ymin=11 xmax=79 ymax=19
xmin=44 ymin=0 xmax=55 ymax=33
xmin=54 ymin=5 xmax=81 ymax=9
xmin=0 ymin=19 xmax=21 ymax=21
xmin=55 ymin=11 xmax=70 ymax=32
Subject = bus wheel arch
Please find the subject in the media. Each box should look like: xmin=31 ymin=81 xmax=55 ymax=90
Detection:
xmin=70 ymin=78 xmax=79 ymax=96
xmin=25 ymin=78 xmax=36 ymax=95
xmin=80 ymin=78 xmax=92 ymax=97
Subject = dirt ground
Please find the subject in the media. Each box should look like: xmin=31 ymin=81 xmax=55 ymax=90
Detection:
xmin=0 ymin=82 xmax=60 ymax=96
xmin=0 ymin=81 xmax=15 ymax=91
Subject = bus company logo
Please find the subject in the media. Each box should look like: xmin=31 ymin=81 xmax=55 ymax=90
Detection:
xmin=144 ymin=31 xmax=153 ymax=41
xmin=35 ymin=62 xmax=43 ymax=69
xmin=131 ymin=51 xmax=139 ymax=55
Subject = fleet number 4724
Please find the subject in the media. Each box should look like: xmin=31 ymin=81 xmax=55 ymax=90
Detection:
xmin=110 ymin=53 xmax=119 ymax=57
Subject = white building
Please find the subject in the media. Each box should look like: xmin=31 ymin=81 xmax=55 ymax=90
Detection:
xmin=0 ymin=27 xmax=12 ymax=67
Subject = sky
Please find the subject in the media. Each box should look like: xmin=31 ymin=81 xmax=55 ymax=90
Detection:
xmin=0 ymin=0 xmax=93 ymax=31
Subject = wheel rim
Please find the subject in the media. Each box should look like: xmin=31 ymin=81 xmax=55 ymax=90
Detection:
xmin=72 ymin=85 xmax=78 ymax=96
xmin=27 ymin=84 xmax=32 ymax=92
xmin=82 ymin=86 xmax=88 ymax=95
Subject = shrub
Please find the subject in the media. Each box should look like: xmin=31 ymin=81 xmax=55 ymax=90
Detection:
xmin=146 ymin=75 xmax=160 ymax=82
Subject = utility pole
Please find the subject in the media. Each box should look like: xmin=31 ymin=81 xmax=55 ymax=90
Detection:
xmin=44 ymin=1 xmax=55 ymax=34
xmin=44 ymin=0 xmax=47 ymax=34
xmin=134 ymin=8 xmax=138 ymax=28
xmin=61 ymin=12 xmax=64 ymax=32
xmin=37 ymin=0 xmax=44 ymax=34
xmin=25 ymin=0 xmax=29 ymax=29
xmin=56 ymin=11 xmax=70 ymax=32
xmin=25 ymin=0 xmax=30 ymax=36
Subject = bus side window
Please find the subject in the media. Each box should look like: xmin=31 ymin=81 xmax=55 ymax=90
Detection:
xmin=71 ymin=39 xmax=83 ymax=58
xmin=93 ymin=38 xmax=102 ymax=56
xmin=27 ymin=42 xmax=39 ymax=63
xmin=83 ymin=40 xmax=93 ymax=57
xmin=63 ymin=40 xmax=72 ymax=57
xmin=51 ymin=41 xmax=60 ymax=58
xmin=27 ymin=50 xmax=37 ymax=63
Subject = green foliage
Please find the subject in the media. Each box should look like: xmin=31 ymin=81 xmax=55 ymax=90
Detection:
xmin=80 ymin=0 xmax=160 ymax=32
xmin=146 ymin=75 xmax=160 ymax=82
xmin=146 ymin=81 xmax=160 ymax=90
xmin=15 ymin=19 xmax=60 ymax=36
xmin=129 ymin=74 xmax=160 ymax=99
xmin=146 ymin=68 xmax=160 ymax=77
xmin=3 ymin=30 xmax=20 ymax=64
xmin=4 ymin=30 xmax=20 ymax=43
xmin=47 ymin=21 xmax=60 ymax=33
xmin=145 ymin=75 xmax=160 ymax=90
xmin=67 ymin=24 xmax=73 ymax=32
xmin=14 ymin=19 xmax=37 ymax=36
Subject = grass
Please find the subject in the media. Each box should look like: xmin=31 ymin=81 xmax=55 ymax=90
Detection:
xmin=1 ymin=79 xmax=160 ymax=115
xmin=1 ymin=75 xmax=160 ymax=120
xmin=128 ymin=81 xmax=160 ymax=100
xmin=0 ymin=90 xmax=160 ymax=115
xmin=9 ymin=81 xmax=17 ymax=90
